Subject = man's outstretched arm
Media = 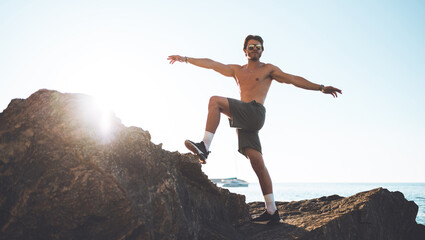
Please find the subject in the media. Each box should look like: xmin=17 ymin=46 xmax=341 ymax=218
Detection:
xmin=270 ymin=64 xmax=342 ymax=98
xmin=167 ymin=55 xmax=235 ymax=78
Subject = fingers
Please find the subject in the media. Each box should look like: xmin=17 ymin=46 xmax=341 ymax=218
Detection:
xmin=330 ymin=89 xmax=337 ymax=98
xmin=167 ymin=56 xmax=172 ymax=64
xmin=330 ymin=90 xmax=339 ymax=98
xmin=331 ymin=87 xmax=342 ymax=94
xmin=333 ymin=87 xmax=342 ymax=94
xmin=167 ymin=56 xmax=177 ymax=64
xmin=324 ymin=86 xmax=342 ymax=98
xmin=167 ymin=55 xmax=181 ymax=64
xmin=333 ymin=88 xmax=342 ymax=98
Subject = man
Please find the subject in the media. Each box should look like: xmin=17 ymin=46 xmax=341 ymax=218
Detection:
xmin=167 ymin=35 xmax=342 ymax=224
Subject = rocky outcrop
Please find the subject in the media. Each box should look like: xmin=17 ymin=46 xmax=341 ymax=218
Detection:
xmin=0 ymin=89 xmax=248 ymax=240
xmin=238 ymin=188 xmax=425 ymax=240
xmin=0 ymin=89 xmax=424 ymax=240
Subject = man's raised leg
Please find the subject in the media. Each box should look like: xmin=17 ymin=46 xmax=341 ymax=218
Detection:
xmin=185 ymin=96 xmax=232 ymax=163
xmin=205 ymin=96 xmax=232 ymax=134
xmin=202 ymin=96 xmax=232 ymax=151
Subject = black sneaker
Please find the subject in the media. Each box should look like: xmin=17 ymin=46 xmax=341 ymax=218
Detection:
xmin=250 ymin=210 xmax=282 ymax=225
xmin=184 ymin=140 xmax=210 ymax=164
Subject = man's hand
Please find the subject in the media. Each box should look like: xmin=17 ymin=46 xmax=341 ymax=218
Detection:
xmin=167 ymin=55 xmax=236 ymax=78
xmin=168 ymin=55 xmax=186 ymax=64
xmin=322 ymin=86 xmax=342 ymax=98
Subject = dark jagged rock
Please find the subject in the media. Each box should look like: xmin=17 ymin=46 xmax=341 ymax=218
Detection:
xmin=0 ymin=89 xmax=424 ymax=240
xmin=0 ymin=89 xmax=249 ymax=240
xmin=238 ymin=188 xmax=425 ymax=240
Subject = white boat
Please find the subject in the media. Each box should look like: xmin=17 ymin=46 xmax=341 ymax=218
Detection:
xmin=223 ymin=179 xmax=248 ymax=187
xmin=210 ymin=177 xmax=249 ymax=187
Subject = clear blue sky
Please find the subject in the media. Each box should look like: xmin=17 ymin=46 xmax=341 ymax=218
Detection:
xmin=1 ymin=0 xmax=424 ymax=183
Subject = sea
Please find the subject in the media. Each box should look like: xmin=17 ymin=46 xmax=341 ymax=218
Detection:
xmin=221 ymin=182 xmax=425 ymax=225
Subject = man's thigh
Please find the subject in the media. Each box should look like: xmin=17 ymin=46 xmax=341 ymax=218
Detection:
xmin=212 ymin=96 xmax=232 ymax=118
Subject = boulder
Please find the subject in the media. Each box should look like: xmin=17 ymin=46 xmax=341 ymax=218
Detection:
xmin=0 ymin=89 xmax=249 ymax=240
xmin=238 ymin=188 xmax=425 ymax=240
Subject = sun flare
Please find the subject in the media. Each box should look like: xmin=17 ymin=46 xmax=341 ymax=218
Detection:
xmin=77 ymin=94 xmax=118 ymax=143
xmin=92 ymin=97 xmax=115 ymax=137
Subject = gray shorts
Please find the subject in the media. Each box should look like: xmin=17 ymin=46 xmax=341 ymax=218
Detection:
xmin=227 ymin=98 xmax=266 ymax=157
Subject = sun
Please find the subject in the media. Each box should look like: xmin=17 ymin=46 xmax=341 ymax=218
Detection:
xmin=92 ymin=96 xmax=116 ymax=138
xmin=94 ymin=98 xmax=113 ymax=134
xmin=77 ymin=93 xmax=117 ymax=143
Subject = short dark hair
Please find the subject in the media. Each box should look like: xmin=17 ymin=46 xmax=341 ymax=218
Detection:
xmin=243 ymin=35 xmax=264 ymax=50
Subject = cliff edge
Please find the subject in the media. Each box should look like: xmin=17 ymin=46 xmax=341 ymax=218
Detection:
xmin=0 ymin=89 xmax=423 ymax=240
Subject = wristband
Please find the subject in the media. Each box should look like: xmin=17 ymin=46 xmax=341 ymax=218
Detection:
xmin=319 ymin=85 xmax=325 ymax=92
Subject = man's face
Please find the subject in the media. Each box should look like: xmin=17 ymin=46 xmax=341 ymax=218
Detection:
xmin=244 ymin=39 xmax=263 ymax=61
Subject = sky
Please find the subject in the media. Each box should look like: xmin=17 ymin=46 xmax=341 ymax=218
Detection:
xmin=1 ymin=0 xmax=424 ymax=183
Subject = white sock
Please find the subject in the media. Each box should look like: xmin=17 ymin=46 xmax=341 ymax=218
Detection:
xmin=202 ymin=131 xmax=214 ymax=151
xmin=264 ymin=193 xmax=277 ymax=214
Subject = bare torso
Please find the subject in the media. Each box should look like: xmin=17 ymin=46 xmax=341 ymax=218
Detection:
xmin=232 ymin=63 xmax=273 ymax=105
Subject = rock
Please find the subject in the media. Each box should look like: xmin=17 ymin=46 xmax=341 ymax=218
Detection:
xmin=0 ymin=89 xmax=249 ymax=240
xmin=0 ymin=89 xmax=424 ymax=240
xmin=238 ymin=188 xmax=425 ymax=240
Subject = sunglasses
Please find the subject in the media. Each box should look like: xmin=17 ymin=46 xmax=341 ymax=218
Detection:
xmin=247 ymin=44 xmax=262 ymax=51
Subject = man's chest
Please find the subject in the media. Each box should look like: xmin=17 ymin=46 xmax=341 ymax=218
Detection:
xmin=235 ymin=69 xmax=272 ymax=86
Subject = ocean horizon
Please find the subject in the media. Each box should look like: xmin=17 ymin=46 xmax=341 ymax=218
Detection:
xmin=221 ymin=182 xmax=425 ymax=225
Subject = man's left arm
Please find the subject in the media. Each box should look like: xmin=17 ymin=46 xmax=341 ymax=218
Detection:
xmin=270 ymin=64 xmax=342 ymax=98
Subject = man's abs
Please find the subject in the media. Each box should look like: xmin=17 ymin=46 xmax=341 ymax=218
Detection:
xmin=239 ymin=81 xmax=272 ymax=105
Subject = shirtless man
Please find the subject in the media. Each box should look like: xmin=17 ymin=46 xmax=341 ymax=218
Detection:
xmin=167 ymin=35 xmax=342 ymax=224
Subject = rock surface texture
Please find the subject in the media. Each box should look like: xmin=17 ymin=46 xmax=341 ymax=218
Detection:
xmin=0 ymin=89 xmax=248 ymax=240
xmin=0 ymin=89 xmax=424 ymax=240
xmin=239 ymin=189 xmax=425 ymax=240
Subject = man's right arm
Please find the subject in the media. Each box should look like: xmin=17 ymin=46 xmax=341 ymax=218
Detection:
xmin=167 ymin=55 xmax=235 ymax=78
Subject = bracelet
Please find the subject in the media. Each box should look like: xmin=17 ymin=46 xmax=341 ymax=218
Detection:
xmin=319 ymin=84 xmax=325 ymax=92
xmin=185 ymin=56 xmax=188 ymax=63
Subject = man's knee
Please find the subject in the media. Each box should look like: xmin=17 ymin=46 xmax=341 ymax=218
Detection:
xmin=246 ymin=148 xmax=262 ymax=158
xmin=209 ymin=96 xmax=222 ymax=109
xmin=246 ymin=148 xmax=265 ymax=171
xmin=209 ymin=96 xmax=230 ymax=114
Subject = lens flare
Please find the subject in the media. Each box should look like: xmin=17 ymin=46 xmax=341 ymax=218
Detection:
xmin=92 ymin=97 xmax=114 ymax=138
xmin=78 ymin=95 xmax=117 ymax=143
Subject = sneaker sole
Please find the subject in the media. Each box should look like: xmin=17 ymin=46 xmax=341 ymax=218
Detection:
xmin=251 ymin=218 xmax=284 ymax=225
xmin=184 ymin=140 xmax=206 ymax=164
